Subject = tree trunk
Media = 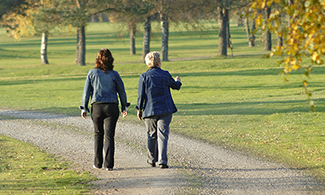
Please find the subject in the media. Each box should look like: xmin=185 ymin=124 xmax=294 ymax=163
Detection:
xmin=251 ymin=17 xmax=256 ymax=47
xmin=264 ymin=7 xmax=272 ymax=51
xmin=218 ymin=6 xmax=228 ymax=56
xmin=142 ymin=16 xmax=151 ymax=61
xmin=236 ymin=17 xmax=243 ymax=26
xmin=75 ymin=30 xmax=79 ymax=64
xmin=245 ymin=17 xmax=251 ymax=46
xmin=277 ymin=13 xmax=283 ymax=47
xmin=245 ymin=17 xmax=255 ymax=47
xmin=227 ymin=16 xmax=230 ymax=48
xmin=130 ymin=22 xmax=136 ymax=55
xmin=160 ymin=13 xmax=169 ymax=61
xmin=41 ymin=31 xmax=49 ymax=64
xmin=288 ymin=0 xmax=294 ymax=27
xmin=277 ymin=36 xmax=283 ymax=47
xmin=76 ymin=26 xmax=86 ymax=66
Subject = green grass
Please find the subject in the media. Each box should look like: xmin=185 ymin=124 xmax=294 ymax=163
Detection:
xmin=0 ymin=134 xmax=95 ymax=194
xmin=1 ymin=19 xmax=325 ymax=188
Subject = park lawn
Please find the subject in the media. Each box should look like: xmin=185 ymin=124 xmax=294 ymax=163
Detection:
xmin=0 ymin=134 xmax=95 ymax=194
xmin=1 ymin=20 xmax=325 ymax=185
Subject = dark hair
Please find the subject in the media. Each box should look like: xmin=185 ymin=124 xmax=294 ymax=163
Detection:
xmin=95 ymin=49 xmax=114 ymax=72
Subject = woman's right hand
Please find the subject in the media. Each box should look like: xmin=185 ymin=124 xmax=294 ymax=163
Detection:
xmin=81 ymin=110 xmax=87 ymax=119
xmin=175 ymin=76 xmax=181 ymax=82
xmin=137 ymin=110 xmax=143 ymax=121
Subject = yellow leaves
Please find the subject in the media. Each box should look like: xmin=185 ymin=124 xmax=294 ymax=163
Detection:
xmin=251 ymin=0 xmax=325 ymax=66
xmin=250 ymin=0 xmax=323 ymax=110
xmin=282 ymin=56 xmax=302 ymax=73
xmin=311 ymin=52 xmax=320 ymax=62
xmin=273 ymin=10 xmax=280 ymax=16
xmin=250 ymin=2 xmax=257 ymax=9
xmin=287 ymin=38 xmax=294 ymax=46
xmin=321 ymin=46 xmax=325 ymax=54
xmin=292 ymin=64 xmax=301 ymax=70
xmin=284 ymin=57 xmax=290 ymax=65
xmin=304 ymin=0 xmax=311 ymax=8
xmin=255 ymin=15 xmax=263 ymax=27
xmin=253 ymin=0 xmax=281 ymax=9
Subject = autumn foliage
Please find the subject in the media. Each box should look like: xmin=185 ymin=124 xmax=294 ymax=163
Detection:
xmin=250 ymin=0 xmax=325 ymax=109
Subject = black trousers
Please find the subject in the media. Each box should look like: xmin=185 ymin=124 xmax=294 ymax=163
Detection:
xmin=91 ymin=103 xmax=119 ymax=168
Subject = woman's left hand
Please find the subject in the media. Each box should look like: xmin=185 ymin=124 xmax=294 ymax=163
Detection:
xmin=122 ymin=111 xmax=128 ymax=118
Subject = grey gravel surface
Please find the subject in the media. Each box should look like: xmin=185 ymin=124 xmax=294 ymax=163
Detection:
xmin=0 ymin=109 xmax=324 ymax=194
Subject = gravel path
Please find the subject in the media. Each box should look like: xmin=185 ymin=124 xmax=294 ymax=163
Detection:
xmin=0 ymin=109 xmax=324 ymax=194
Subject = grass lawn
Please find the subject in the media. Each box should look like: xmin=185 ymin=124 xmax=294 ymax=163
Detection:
xmin=0 ymin=134 xmax=95 ymax=194
xmin=1 ymin=19 xmax=325 ymax=189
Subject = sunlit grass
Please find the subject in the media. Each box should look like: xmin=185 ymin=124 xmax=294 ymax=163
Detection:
xmin=1 ymin=20 xmax=325 ymax=182
xmin=0 ymin=135 xmax=95 ymax=194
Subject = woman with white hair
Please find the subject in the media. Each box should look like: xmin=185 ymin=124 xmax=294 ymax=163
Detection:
xmin=136 ymin=51 xmax=182 ymax=169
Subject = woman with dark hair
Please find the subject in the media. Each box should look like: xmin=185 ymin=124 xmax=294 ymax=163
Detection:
xmin=80 ymin=49 xmax=128 ymax=171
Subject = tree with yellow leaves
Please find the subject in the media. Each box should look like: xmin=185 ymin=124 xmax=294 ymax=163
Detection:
xmin=0 ymin=0 xmax=28 ymax=21
xmin=2 ymin=0 xmax=62 ymax=64
xmin=250 ymin=0 xmax=325 ymax=109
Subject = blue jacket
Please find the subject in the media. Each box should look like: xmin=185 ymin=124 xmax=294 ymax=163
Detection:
xmin=136 ymin=67 xmax=182 ymax=118
xmin=81 ymin=68 xmax=127 ymax=112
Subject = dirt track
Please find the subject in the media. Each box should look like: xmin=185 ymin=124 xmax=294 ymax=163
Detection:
xmin=0 ymin=109 xmax=324 ymax=194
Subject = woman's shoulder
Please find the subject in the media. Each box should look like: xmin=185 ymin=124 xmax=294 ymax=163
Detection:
xmin=109 ymin=70 xmax=120 ymax=76
xmin=142 ymin=68 xmax=170 ymax=77
xmin=89 ymin=68 xmax=101 ymax=74
xmin=156 ymin=68 xmax=171 ymax=76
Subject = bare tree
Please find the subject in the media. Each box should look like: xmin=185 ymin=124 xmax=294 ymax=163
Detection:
xmin=142 ymin=16 xmax=151 ymax=60
xmin=245 ymin=16 xmax=255 ymax=47
xmin=264 ymin=6 xmax=272 ymax=51
xmin=218 ymin=0 xmax=229 ymax=56
xmin=129 ymin=18 xmax=137 ymax=55
xmin=41 ymin=31 xmax=49 ymax=64
xmin=160 ymin=13 xmax=169 ymax=61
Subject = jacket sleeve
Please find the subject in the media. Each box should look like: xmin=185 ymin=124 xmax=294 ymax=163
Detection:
xmin=167 ymin=72 xmax=182 ymax=90
xmin=135 ymin=74 xmax=146 ymax=110
xmin=81 ymin=72 xmax=93 ymax=112
xmin=115 ymin=72 xmax=128 ymax=112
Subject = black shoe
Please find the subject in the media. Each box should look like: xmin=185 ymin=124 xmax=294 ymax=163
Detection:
xmin=159 ymin=164 xmax=169 ymax=169
xmin=147 ymin=160 xmax=156 ymax=167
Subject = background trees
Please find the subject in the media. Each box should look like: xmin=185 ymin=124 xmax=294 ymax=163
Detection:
xmin=1 ymin=0 xmax=61 ymax=64
xmin=3 ymin=0 xmax=321 ymax=71
xmin=203 ymin=0 xmax=250 ymax=56
xmin=60 ymin=0 xmax=94 ymax=66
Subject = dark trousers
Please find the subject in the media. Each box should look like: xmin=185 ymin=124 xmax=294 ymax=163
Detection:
xmin=91 ymin=103 xmax=119 ymax=168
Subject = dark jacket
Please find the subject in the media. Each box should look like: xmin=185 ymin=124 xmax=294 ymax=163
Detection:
xmin=136 ymin=67 xmax=182 ymax=118
xmin=81 ymin=68 xmax=127 ymax=112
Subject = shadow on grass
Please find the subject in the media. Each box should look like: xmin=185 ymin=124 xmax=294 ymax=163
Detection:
xmin=177 ymin=67 xmax=325 ymax=77
xmin=0 ymin=77 xmax=85 ymax=86
xmin=0 ymin=107 xmax=80 ymax=119
xmin=0 ymin=48 xmax=38 ymax=59
xmin=176 ymin=99 xmax=321 ymax=116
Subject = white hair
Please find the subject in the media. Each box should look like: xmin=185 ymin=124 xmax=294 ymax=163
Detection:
xmin=145 ymin=51 xmax=161 ymax=69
